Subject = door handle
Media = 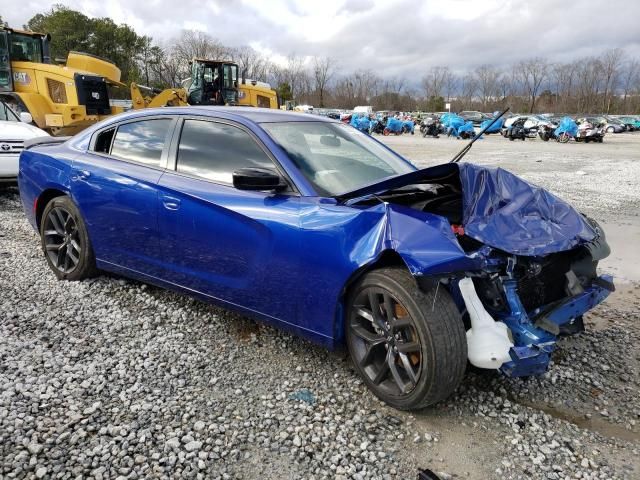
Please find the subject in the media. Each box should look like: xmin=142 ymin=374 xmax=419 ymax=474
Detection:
xmin=161 ymin=196 xmax=181 ymax=211
xmin=72 ymin=170 xmax=91 ymax=181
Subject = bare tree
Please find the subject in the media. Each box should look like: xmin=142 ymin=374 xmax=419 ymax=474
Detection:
xmin=474 ymin=64 xmax=500 ymax=108
xmin=167 ymin=30 xmax=230 ymax=82
xmin=459 ymin=73 xmax=477 ymax=107
xmin=231 ymin=45 xmax=269 ymax=82
xmin=575 ymin=57 xmax=602 ymax=113
xmin=516 ymin=58 xmax=549 ymax=113
xmin=551 ymin=61 xmax=577 ymax=112
xmin=421 ymin=66 xmax=449 ymax=99
xmin=442 ymin=69 xmax=456 ymax=103
xmin=284 ymin=54 xmax=306 ymax=99
xmin=313 ymin=56 xmax=335 ymax=107
xmin=621 ymin=58 xmax=640 ymax=110
xmin=600 ymin=48 xmax=624 ymax=113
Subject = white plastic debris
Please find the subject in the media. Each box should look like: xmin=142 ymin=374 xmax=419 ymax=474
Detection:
xmin=459 ymin=277 xmax=513 ymax=369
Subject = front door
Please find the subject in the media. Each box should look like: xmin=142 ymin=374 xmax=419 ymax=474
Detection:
xmin=156 ymin=118 xmax=302 ymax=323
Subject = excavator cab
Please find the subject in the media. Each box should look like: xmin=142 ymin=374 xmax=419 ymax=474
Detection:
xmin=187 ymin=59 xmax=238 ymax=106
xmin=0 ymin=28 xmax=50 ymax=93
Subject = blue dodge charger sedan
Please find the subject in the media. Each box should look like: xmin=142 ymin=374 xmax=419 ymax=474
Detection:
xmin=18 ymin=107 xmax=613 ymax=410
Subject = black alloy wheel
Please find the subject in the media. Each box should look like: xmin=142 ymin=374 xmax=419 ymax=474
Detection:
xmin=346 ymin=268 xmax=467 ymax=410
xmin=40 ymin=196 xmax=97 ymax=280
xmin=349 ymin=286 xmax=422 ymax=397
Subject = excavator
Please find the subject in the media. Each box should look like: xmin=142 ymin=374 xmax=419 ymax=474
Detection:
xmin=0 ymin=26 xmax=190 ymax=135
xmin=182 ymin=58 xmax=278 ymax=109
xmin=0 ymin=27 xmax=278 ymax=136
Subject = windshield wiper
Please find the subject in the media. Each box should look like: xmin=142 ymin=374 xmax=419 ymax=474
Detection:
xmin=450 ymin=107 xmax=510 ymax=163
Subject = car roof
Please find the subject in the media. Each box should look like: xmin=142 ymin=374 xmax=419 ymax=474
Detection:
xmin=69 ymin=106 xmax=337 ymax=148
xmin=146 ymin=106 xmax=334 ymax=124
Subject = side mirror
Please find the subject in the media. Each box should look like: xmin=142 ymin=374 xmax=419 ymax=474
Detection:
xmin=233 ymin=167 xmax=286 ymax=191
xmin=20 ymin=112 xmax=33 ymax=124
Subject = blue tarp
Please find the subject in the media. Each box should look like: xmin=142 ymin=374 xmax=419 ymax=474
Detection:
xmin=457 ymin=121 xmax=475 ymax=136
xmin=350 ymin=113 xmax=371 ymax=133
xmin=458 ymin=163 xmax=596 ymax=255
xmin=554 ymin=117 xmax=578 ymax=137
xmin=386 ymin=117 xmax=404 ymax=133
xmin=440 ymin=113 xmax=463 ymax=128
xmin=439 ymin=114 xmax=474 ymax=137
xmin=480 ymin=117 xmax=505 ymax=133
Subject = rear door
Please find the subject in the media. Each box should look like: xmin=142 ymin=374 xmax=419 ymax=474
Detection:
xmin=71 ymin=116 xmax=176 ymax=276
xmin=156 ymin=117 xmax=302 ymax=323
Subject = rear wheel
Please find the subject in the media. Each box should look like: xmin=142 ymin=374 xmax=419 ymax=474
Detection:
xmin=558 ymin=132 xmax=570 ymax=143
xmin=346 ymin=268 xmax=467 ymax=410
xmin=40 ymin=196 xmax=97 ymax=280
xmin=383 ymin=128 xmax=390 ymax=136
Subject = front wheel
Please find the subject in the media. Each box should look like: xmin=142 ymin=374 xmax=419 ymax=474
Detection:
xmin=346 ymin=268 xmax=467 ymax=410
xmin=558 ymin=132 xmax=571 ymax=143
xmin=40 ymin=196 xmax=97 ymax=281
xmin=383 ymin=128 xmax=390 ymax=136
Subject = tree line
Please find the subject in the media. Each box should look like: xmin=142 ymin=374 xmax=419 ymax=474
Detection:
xmin=12 ymin=6 xmax=640 ymax=114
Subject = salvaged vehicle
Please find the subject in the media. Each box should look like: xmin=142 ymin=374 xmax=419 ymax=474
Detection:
xmin=18 ymin=107 xmax=613 ymax=410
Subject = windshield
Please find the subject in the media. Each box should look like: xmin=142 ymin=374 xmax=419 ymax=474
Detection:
xmin=0 ymin=101 xmax=20 ymax=121
xmin=262 ymin=121 xmax=415 ymax=196
xmin=10 ymin=33 xmax=43 ymax=63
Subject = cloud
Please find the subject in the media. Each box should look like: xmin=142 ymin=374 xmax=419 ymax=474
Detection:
xmin=4 ymin=0 xmax=640 ymax=84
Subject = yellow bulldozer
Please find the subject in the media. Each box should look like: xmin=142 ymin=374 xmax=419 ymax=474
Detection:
xmin=0 ymin=26 xmax=193 ymax=135
xmin=182 ymin=58 xmax=278 ymax=109
xmin=0 ymin=27 xmax=278 ymax=136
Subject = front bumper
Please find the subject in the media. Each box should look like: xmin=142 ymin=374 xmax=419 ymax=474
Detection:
xmin=498 ymin=274 xmax=614 ymax=377
xmin=0 ymin=154 xmax=19 ymax=181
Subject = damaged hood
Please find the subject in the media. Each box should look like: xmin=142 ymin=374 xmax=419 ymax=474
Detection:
xmin=339 ymin=162 xmax=596 ymax=256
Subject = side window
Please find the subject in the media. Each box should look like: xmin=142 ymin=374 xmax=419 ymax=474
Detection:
xmin=110 ymin=119 xmax=172 ymax=167
xmin=176 ymin=120 xmax=275 ymax=184
xmin=94 ymin=128 xmax=115 ymax=154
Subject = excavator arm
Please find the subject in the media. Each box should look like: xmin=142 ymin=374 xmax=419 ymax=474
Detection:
xmin=130 ymin=83 xmax=189 ymax=109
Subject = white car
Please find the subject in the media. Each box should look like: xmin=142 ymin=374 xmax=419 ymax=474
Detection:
xmin=503 ymin=114 xmax=553 ymax=130
xmin=0 ymin=102 xmax=49 ymax=184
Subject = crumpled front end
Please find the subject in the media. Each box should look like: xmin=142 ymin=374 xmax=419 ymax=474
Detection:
xmin=353 ymin=162 xmax=614 ymax=377
xmin=454 ymin=234 xmax=614 ymax=377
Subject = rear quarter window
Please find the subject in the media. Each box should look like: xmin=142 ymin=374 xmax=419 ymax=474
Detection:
xmin=110 ymin=119 xmax=172 ymax=167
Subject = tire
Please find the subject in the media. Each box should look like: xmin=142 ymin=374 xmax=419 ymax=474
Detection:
xmin=607 ymin=126 xmax=614 ymax=133
xmin=346 ymin=268 xmax=467 ymax=410
xmin=383 ymin=128 xmax=390 ymax=136
xmin=40 ymin=196 xmax=97 ymax=281
xmin=558 ymin=132 xmax=570 ymax=143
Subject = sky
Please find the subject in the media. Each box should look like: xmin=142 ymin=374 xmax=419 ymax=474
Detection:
xmin=3 ymin=0 xmax=640 ymax=78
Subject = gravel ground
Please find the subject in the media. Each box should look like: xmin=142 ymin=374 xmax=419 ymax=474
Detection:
xmin=1 ymin=132 xmax=639 ymax=479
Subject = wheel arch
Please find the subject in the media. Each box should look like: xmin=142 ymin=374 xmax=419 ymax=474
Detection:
xmin=332 ymin=249 xmax=414 ymax=345
xmin=35 ymin=188 xmax=69 ymax=229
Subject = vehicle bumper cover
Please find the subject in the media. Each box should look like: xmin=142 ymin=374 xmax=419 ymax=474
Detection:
xmin=499 ymin=274 xmax=614 ymax=377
